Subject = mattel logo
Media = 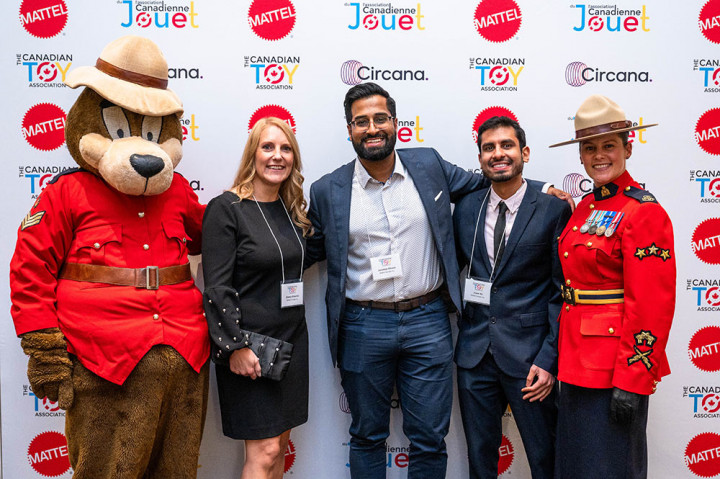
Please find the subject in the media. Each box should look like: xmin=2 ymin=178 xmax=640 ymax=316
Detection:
xmin=249 ymin=0 xmax=296 ymax=41
xmin=700 ymin=0 xmax=720 ymax=44
xmin=474 ymin=0 xmax=522 ymax=43
xmin=689 ymin=326 xmax=720 ymax=373
xmin=28 ymin=431 xmax=71 ymax=477
xmin=470 ymin=58 xmax=524 ymax=92
xmin=692 ymin=218 xmax=720 ymax=265
xmin=689 ymin=170 xmax=720 ymax=203
xmin=22 ymin=103 xmax=66 ymax=152
xmin=565 ymin=61 xmax=650 ymax=87
xmin=119 ymin=0 xmax=198 ymax=28
xmin=248 ymin=105 xmax=296 ymax=134
xmin=472 ymin=106 xmax=517 ymax=143
xmin=19 ymin=0 xmax=68 ymax=38
xmin=347 ymin=3 xmax=425 ymax=31
xmin=571 ymin=4 xmax=649 ymax=32
xmin=284 ymin=439 xmax=296 ymax=473
xmin=245 ymin=55 xmax=299 ymax=90
xmin=686 ymin=278 xmax=720 ymax=312
xmin=685 ymin=432 xmax=720 ymax=477
xmin=684 ymin=386 xmax=720 ymax=418
xmin=695 ymin=108 xmax=720 ymax=155
xmin=340 ymin=60 xmax=427 ymax=86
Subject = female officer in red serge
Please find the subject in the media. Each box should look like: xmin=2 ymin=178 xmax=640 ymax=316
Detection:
xmin=549 ymin=95 xmax=676 ymax=478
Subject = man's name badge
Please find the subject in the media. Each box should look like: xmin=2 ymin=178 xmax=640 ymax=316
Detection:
xmin=370 ymin=253 xmax=402 ymax=281
xmin=281 ymin=280 xmax=304 ymax=308
xmin=464 ymin=278 xmax=491 ymax=305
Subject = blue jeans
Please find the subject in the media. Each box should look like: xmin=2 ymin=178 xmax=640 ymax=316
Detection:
xmin=338 ymin=296 xmax=453 ymax=479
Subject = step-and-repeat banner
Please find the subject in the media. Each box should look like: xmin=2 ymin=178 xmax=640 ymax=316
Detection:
xmin=2 ymin=0 xmax=720 ymax=477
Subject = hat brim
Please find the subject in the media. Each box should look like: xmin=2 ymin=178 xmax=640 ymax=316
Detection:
xmin=549 ymin=123 xmax=657 ymax=148
xmin=65 ymin=66 xmax=183 ymax=117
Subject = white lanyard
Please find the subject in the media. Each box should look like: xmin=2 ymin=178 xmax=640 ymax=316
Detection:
xmin=252 ymin=194 xmax=304 ymax=282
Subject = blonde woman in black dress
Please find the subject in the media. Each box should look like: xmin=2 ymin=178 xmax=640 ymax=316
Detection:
xmin=202 ymin=117 xmax=311 ymax=479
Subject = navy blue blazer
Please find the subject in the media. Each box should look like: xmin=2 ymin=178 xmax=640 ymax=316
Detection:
xmin=452 ymin=184 xmax=571 ymax=378
xmin=306 ymin=148 xmax=485 ymax=365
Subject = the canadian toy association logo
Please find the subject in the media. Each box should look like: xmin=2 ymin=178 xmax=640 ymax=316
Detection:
xmin=688 ymin=325 xmax=720 ymax=373
xmin=695 ymin=108 xmax=720 ymax=155
xmin=684 ymin=385 xmax=720 ymax=418
xmin=19 ymin=165 xmax=74 ymax=198
xmin=19 ymin=0 xmax=68 ymax=39
xmin=692 ymin=217 xmax=720 ymax=265
xmin=693 ymin=59 xmax=720 ymax=92
xmin=570 ymin=4 xmax=649 ymax=32
xmin=686 ymin=278 xmax=720 ymax=312
xmin=23 ymin=384 xmax=65 ymax=417
xmin=248 ymin=0 xmax=296 ymax=41
xmin=685 ymin=432 xmax=720 ymax=477
xmin=472 ymin=106 xmax=517 ymax=143
xmin=119 ymin=0 xmax=199 ymax=29
xmin=690 ymin=170 xmax=720 ymax=202
xmin=27 ymin=431 xmax=71 ymax=477
xmin=245 ymin=55 xmax=299 ymax=90
xmin=22 ymin=103 xmax=67 ymax=152
xmin=565 ymin=61 xmax=650 ymax=87
xmin=346 ymin=2 xmax=425 ymax=31
xmin=469 ymin=57 xmax=524 ymax=91
xmin=248 ymin=105 xmax=296 ymax=134
xmin=340 ymin=60 xmax=427 ymax=86
xmin=18 ymin=53 xmax=72 ymax=88
xmin=474 ymin=0 xmax=522 ymax=43
xmin=699 ymin=0 xmax=720 ymax=44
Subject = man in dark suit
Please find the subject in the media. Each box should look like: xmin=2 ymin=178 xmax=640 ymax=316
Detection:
xmin=306 ymin=84 xmax=561 ymax=478
xmin=453 ymin=116 xmax=571 ymax=479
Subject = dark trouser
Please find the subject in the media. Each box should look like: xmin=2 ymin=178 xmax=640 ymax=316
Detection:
xmin=339 ymin=296 xmax=453 ymax=479
xmin=458 ymin=353 xmax=557 ymax=479
xmin=66 ymin=345 xmax=209 ymax=479
xmin=555 ymin=383 xmax=648 ymax=479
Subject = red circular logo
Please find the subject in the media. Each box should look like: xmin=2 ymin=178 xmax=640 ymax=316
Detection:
xmin=689 ymin=326 xmax=720 ymax=373
xmin=498 ymin=434 xmax=515 ymax=475
xmin=248 ymin=105 xmax=296 ymax=134
xmin=474 ymin=0 xmax=522 ymax=43
xmin=22 ymin=103 xmax=67 ymax=152
xmin=248 ymin=0 xmax=296 ymax=41
xmin=695 ymin=108 xmax=720 ymax=155
xmin=588 ymin=16 xmax=604 ymax=31
xmin=703 ymin=394 xmax=720 ymax=413
xmin=284 ymin=439 xmax=296 ymax=473
xmin=473 ymin=106 xmax=518 ymax=143
xmin=692 ymin=218 xmax=720 ymax=265
xmin=707 ymin=287 xmax=720 ymax=307
xmin=700 ymin=0 xmax=720 ymax=44
xmin=27 ymin=431 xmax=71 ymax=477
xmin=19 ymin=0 xmax=68 ymax=39
xmin=685 ymin=432 xmax=720 ymax=477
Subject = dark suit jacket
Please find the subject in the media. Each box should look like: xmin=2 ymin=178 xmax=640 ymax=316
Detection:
xmin=452 ymin=184 xmax=571 ymax=378
xmin=306 ymin=148 xmax=485 ymax=365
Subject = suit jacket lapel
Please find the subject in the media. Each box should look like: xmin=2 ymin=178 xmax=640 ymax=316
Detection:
xmin=331 ymin=162 xmax=354 ymax=286
xmin=400 ymin=150 xmax=444 ymax=255
xmin=494 ymin=184 xmax=537 ymax=278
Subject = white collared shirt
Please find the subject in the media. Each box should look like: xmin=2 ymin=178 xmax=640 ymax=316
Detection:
xmin=484 ymin=180 xmax=527 ymax=266
xmin=346 ymin=152 xmax=443 ymax=302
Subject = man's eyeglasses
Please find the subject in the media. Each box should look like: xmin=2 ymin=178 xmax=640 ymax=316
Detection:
xmin=349 ymin=115 xmax=395 ymax=130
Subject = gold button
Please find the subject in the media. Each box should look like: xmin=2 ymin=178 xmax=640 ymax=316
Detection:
xmin=138 ymin=212 xmax=145 ymax=218
xmin=143 ymin=244 xmax=149 ymax=250
xmin=565 ymin=306 xmax=570 ymax=312
xmin=93 ymin=242 xmax=100 ymax=249
xmin=153 ymin=314 xmax=159 ymax=320
xmin=566 ymin=279 xmax=571 ymax=285
xmin=564 ymin=252 xmax=569 ymax=258
xmin=625 ymin=186 xmax=631 ymax=191
xmin=608 ymin=327 xmax=615 ymax=334
xmin=587 ymin=242 xmax=593 ymax=247
xmin=557 ymin=236 xmax=560 ymax=241
xmin=572 ymin=226 xmax=578 ymax=231
xmin=589 ymin=204 xmax=595 ymax=209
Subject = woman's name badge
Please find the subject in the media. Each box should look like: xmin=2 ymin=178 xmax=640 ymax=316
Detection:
xmin=370 ymin=254 xmax=403 ymax=281
xmin=464 ymin=277 xmax=491 ymax=305
xmin=280 ymin=280 xmax=304 ymax=308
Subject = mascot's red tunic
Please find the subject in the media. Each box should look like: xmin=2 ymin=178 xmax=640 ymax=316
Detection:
xmin=10 ymin=171 xmax=208 ymax=385
xmin=557 ymin=170 xmax=676 ymax=395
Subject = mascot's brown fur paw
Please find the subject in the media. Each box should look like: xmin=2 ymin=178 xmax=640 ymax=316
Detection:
xmin=20 ymin=328 xmax=74 ymax=409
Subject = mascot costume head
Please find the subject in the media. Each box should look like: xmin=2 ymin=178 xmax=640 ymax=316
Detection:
xmin=10 ymin=35 xmax=210 ymax=478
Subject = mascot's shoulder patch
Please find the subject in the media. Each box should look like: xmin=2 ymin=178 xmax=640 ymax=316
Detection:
xmin=21 ymin=210 xmax=45 ymax=230
xmin=624 ymin=186 xmax=658 ymax=204
xmin=48 ymin=167 xmax=85 ymax=185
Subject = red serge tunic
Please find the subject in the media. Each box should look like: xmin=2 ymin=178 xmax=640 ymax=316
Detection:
xmin=10 ymin=170 xmax=209 ymax=385
xmin=557 ymin=171 xmax=676 ymax=395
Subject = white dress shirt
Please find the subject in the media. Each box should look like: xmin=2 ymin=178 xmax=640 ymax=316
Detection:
xmin=484 ymin=179 xmax=527 ymax=269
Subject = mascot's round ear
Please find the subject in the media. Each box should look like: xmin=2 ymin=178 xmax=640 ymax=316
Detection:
xmin=64 ymin=35 xmax=183 ymax=117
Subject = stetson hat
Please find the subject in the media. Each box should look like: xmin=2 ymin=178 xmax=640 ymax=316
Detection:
xmin=64 ymin=35 xmax=183 ymax=117
xmin=549 ymin=94 xmax=656 ymax=148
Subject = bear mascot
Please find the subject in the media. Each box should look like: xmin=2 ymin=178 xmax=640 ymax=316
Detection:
xmin=9 ymin=35 xmax=210 ymax=478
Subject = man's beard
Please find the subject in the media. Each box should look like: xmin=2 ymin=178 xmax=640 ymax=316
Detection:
xmin=352 ymin=131 xmax=397 ymax=162
xmin=482 ymin=159 xmax=523 ymax=183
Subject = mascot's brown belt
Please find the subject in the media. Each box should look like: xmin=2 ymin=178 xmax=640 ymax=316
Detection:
xmin=59 ymin=263 xmax=191 ymax=290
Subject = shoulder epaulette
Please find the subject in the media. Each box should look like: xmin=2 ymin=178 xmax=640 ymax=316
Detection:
xmin=623 ymin=185 xmax=658 ymax=204
xmin=48 ymin=167 xmax=86 ymax=185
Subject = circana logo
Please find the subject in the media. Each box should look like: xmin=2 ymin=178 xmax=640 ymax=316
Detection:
xmin=685 ymin=432 xmax=720 ymax=477
xmin=249 ymin=0 xmax=296 ymax=41
xmin=474 ymin=0 xmax=522 ymax=43
xmin=689 ymin=326 xmax=720 ymax=373
xmin=700 ymin=0 xmax=720 ymax=44
xmin=119 ymin=1 xmax=199 ymax=29
xmin=19 ymin=0 xmax=68 ymax=39
xmin=27 ymin=431 xmax=71 ymax=477
xmin=248 ymin=105 xmax=296 ymax=134
xmin=470 ymin=57 xmax=524 ymax=91
xmin=692 ymin=218 xmax=720 ymax=265
xmin=565 ymin=61 xmax=650 ymax=87
xmin=498 ymin=434 xmax=515 ymax=475
xmin=347 ymin=2 xmax=425 ymax=31
xmin=695 ymin=109 xmax=720 ymax=155
xmin=340 ymin=60 xmax=427 ymax=85
xmin=473 ymin=106 xmax=517 ymax=143
xmin=18 ymin=53 xmax=72 ymax=87
xmin=690 ymin=170 xmax=720 ymax=203
xmin=571 ymin=4 xmax=649 ymax=32
xmin=22 ymin=103 xmax=67 ymax=152
xmin=284 ymin=439 xmax=296 ymax=473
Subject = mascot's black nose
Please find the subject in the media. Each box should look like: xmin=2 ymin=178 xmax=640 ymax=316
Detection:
xmin=130 ymin=154 xmax=165 ymax=179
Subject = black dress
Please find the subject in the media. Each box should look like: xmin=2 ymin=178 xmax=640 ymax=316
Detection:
xmin=202 ymin=191 xmax=308 ymax=439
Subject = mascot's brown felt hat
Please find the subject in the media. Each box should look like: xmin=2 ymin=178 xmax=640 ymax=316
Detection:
xmin=64 ymin=35 xmax=183 ymax=117
xmin=549 ymin=94 xmax=656 ymax=147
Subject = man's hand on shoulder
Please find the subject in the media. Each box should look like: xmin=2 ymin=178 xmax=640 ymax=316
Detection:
xmin=547 ymin=186 xmax=576 ymax=211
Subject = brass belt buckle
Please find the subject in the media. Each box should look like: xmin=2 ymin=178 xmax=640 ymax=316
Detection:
xmin=562 ymin=285 xmax=576 ymax=305
xmin=145 ymin=266 xmax=159 ymax=290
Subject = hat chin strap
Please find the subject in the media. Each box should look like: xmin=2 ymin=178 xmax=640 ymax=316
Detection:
xmin=575 ymin=120 xmax=632 ymax=139
xmin=95 ymin=58 xmax=168 ymax=90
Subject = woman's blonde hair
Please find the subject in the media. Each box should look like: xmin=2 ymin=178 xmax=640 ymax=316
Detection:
xmin=229 ymin=117 xmax=311 ymax=236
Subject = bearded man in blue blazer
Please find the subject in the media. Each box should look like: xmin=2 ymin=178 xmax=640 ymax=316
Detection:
xmin=306 ymin=83 xmax=562 ymax=479
xmin=453 ymin=116 xmax=571 ymax=478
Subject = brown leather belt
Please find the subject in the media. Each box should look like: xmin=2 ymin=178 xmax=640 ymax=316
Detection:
xmin=346 ymin=289 xmax=443 ymax=312
xmin=59 ymin=263 xmax=192 ymax=290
